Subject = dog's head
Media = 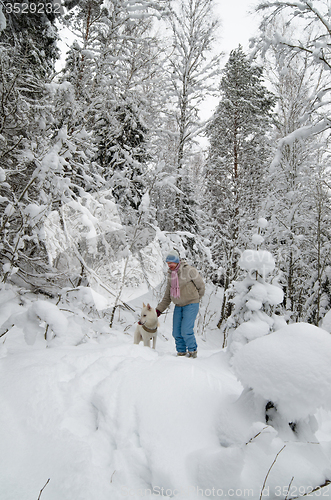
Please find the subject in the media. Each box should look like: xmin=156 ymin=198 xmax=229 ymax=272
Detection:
xmin=140 ymin=302 xmax=157 ymax=322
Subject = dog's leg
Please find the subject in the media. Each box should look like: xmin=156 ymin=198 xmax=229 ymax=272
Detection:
xmin=133 ymin=328 xmax=141 ymax=345
xmin=143 ymin=335 xmax=150 ymax=347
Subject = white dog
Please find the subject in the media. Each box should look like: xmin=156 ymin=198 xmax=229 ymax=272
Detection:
xmin=134 ymin=303 xmax=158 ymax=349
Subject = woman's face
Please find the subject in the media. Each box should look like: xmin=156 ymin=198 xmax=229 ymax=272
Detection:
xmin=167 ymin=262 xmax=178 ymax=271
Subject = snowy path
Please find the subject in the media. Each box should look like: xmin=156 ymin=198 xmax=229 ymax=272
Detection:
xmin=2 ymin=292 xmax=331 ymax=500
xmin=0 ymin=334 xmax=241 ymax=500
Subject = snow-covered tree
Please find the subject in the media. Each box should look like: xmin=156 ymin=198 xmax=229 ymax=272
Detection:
xmin=255 ymin=0 xmax=331 ymax=140
xmin=302 ymin=166 xmax=331 ymax=326
xmin=164 ymin=0 xmax=221 ymax=233
xmin=0 ymin=0 xmax=59 ymax=77
xmin=204 ymin=46 xmax=275 ymax=327
xmin=225 ymin=219 xmax=285 ymax=353
xmin=257 ymin=18 xmax=331 ymax=325
xmin=60 ymin=0 xmax=169 ymax=224
xmin=0 ymin=3 xmax=62 ymax=287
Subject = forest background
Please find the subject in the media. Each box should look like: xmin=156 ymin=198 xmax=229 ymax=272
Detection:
xmin=0 ymin=0 xmax=331 ymax=340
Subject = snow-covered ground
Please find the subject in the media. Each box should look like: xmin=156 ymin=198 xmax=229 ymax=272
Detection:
xmin=1 ymin=283 xmax=331 ymax=500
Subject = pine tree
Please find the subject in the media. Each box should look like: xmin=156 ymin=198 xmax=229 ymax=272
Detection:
xmin=204 ymin=46 xmax=275 ymax=328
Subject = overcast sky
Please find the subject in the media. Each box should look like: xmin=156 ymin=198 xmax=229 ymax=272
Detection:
xmin=214 ymin=0 xmax=261 ymax=56
xmin=197 ymin=0 xmax=261 ymax=121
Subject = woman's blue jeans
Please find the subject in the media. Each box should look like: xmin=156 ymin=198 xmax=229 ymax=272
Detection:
xmin=172 ymin=303 xmax=199 ymax=353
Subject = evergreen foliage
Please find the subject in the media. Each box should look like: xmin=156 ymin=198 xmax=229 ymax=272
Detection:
xmin=204 ymin=46 xmax=275 ymax=327
xmin=0 ymin=1 xmax=61 ymax=288
xmin=225 ymin=219 xmax=285 ymax=351
xmin=0 ymin=0 xmax=59 ymax=76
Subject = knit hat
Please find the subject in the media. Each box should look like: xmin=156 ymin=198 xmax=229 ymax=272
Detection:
xmin=165 ymin=249 xmax=180 ymax=264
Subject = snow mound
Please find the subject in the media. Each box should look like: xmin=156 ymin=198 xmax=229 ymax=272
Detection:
xmin=0 ymin=341 xmax=241 ymax=500
xmin=233 ymin=323 xmax=331 ymax=421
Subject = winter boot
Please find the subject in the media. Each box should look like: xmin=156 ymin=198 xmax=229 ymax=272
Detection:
xmin=176 ymin=352 xmax=186 ymax=357
xmin=188 ymin=351 xmax=197 ymax=358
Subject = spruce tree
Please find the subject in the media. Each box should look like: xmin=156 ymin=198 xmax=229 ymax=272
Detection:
xmin=61 ymin=0 xmax=167 ymax=224
xmin=0 ymin=1 xmax=61 ymax=287
xmin=0 ymin=0 xmax=59 ymax=77
xmin=225 ymin=219 xmax=285 ymax=353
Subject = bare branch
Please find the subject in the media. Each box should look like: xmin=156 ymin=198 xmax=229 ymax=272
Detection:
xmin=259 ymin=445 xmax=286 ymax=500
xmin=37 ymin=478 xmax=50 ymax=500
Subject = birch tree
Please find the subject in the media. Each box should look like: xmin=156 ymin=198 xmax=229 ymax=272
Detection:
xmin=255 ymin=0 xmax=331 ymax=140
xmin=255 ymin=11 xmax=331 ymax=325
xmin=165 ymin=0 xmax=221 ymax=232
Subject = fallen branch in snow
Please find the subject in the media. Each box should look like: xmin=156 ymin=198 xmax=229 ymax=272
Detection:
xmin=44 ymin=324 xmax=49 ymax=341
xmin=289 ymin=479 xmax=331 ymax=499
xmin=259 ymin=445 xmax=286 ymax=500
xmin=124 ymin=324 xmax=132 ymax=334
xmin=284 ymin=476 xmax=294 ymax=500
xmin=37 ymin=478 xmax=50 ymax=500
xmin=0 ymin=325 xmax=14 ymax=338
xmin=245 ymin=426 xmax=269 ymax=445
xmin=59 ymin=308 xmax=94 ymax=323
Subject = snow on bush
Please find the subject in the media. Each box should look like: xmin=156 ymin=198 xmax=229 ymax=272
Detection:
xmin=233 ymin=322 xmax=331 ymax=421
xmin=239 ymin=249 xmax=275 ymax=276
xmin=227 ymin=248 xmax=284 ymax=354
xmin=258 ymin=217 xmax=268 ymax=229
xmin=0 ymin=285 xmax=114 ymax=347
xmin=251 ymin=233 xmax=264 ymax=246
xmin=1 ymin=299 xmax=68 ymax=345
xmin=43 ymin=189 xmax=164 ymax=308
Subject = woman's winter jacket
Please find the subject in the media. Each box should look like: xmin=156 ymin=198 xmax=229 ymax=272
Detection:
xmin=156 ymin=260 xmax=205 ymax=313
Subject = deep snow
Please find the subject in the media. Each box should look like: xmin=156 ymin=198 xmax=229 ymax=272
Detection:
xmin=1 ymin=283 xmax=331 ymax=500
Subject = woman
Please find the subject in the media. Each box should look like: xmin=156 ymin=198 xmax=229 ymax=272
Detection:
xmin=156 ymin=249 xmax=205 ymax=357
